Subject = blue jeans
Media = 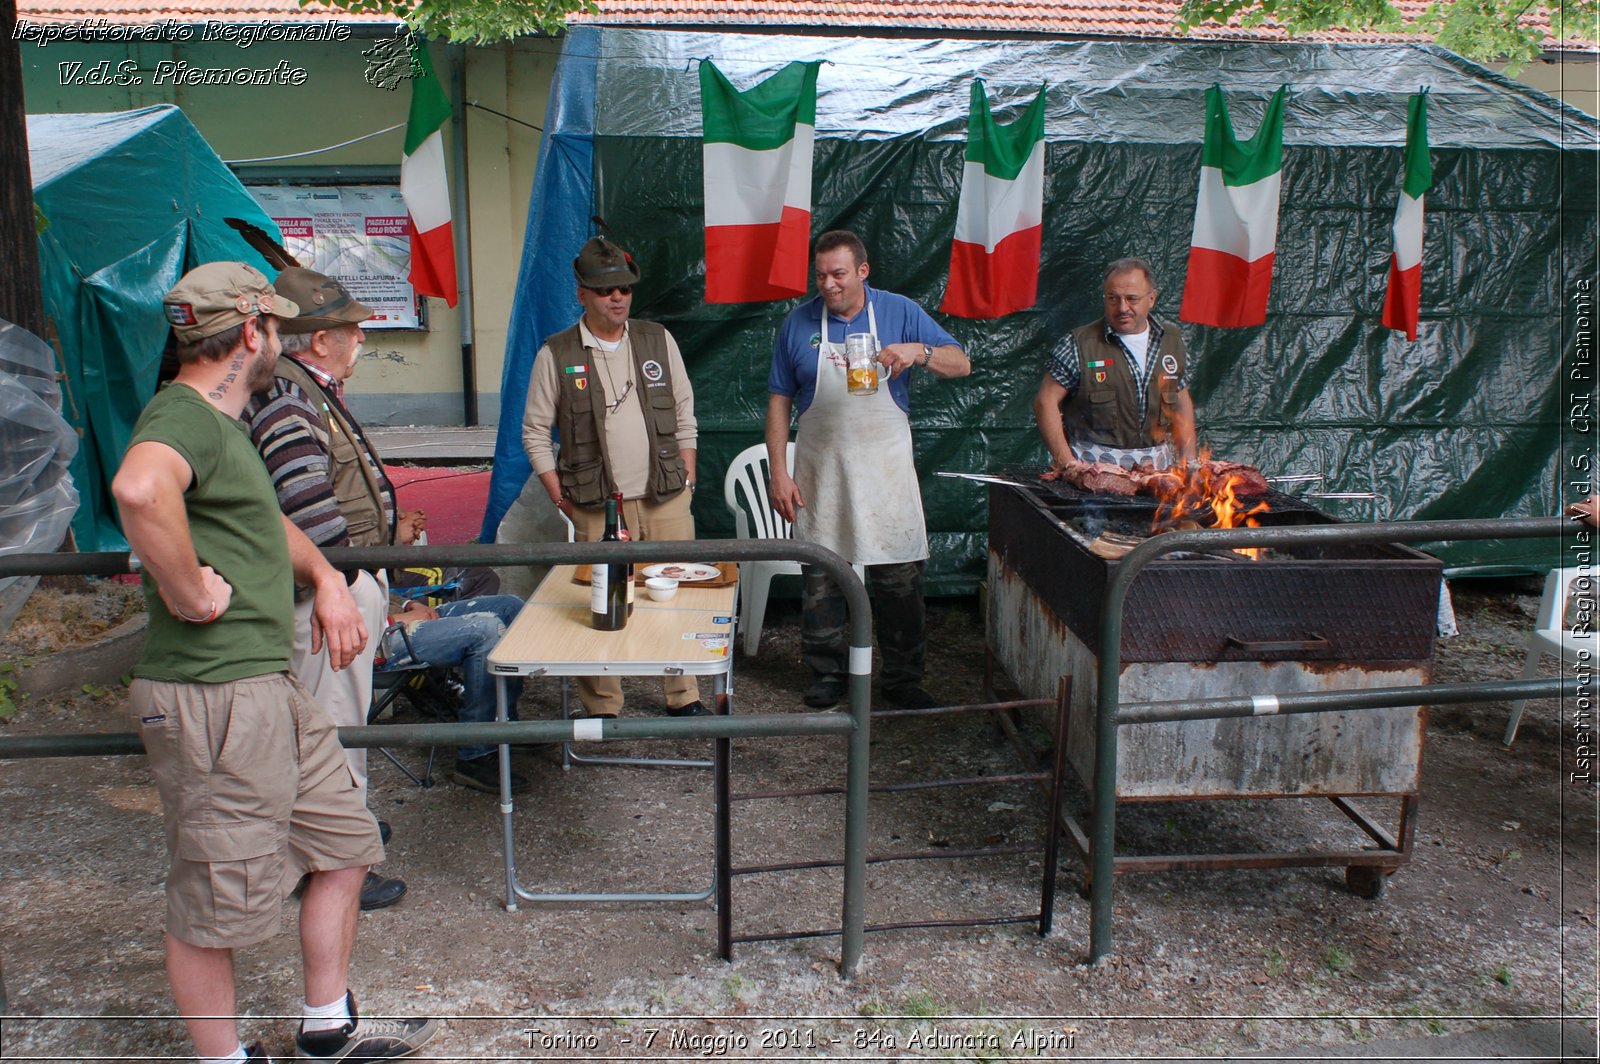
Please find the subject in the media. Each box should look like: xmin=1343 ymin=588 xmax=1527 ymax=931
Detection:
xmin=379 ymin=594 xmax=524 ymax=761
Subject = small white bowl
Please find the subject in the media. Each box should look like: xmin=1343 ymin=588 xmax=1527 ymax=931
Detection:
xmin=645 ymin=576 xmax=679 ymax=601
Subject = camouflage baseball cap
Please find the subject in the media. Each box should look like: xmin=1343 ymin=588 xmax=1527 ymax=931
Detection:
xmin=272 ymin=267 xmax=374 ymax=334
xmin=162 ymin=262 xmax=300 ymax=343
xmin=573 ymin=236 xmax=640 ymax=288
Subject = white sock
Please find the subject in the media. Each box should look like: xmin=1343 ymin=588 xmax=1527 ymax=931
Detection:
xmin=302 ymin=991 xmax=352 ymax=1033
xmin=200 ymin=1046 xmax=248 ymax=1064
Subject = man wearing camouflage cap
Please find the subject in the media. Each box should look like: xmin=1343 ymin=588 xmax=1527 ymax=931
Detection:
xmin=113 ymin=262 xmax=436 ymax=1061
xmin=246 ymin=267 xmax=531 ymax=809
xmin=522 ymin=235 xmax=709 ymax=719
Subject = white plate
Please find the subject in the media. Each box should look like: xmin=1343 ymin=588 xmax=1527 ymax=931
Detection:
xmin=641 ymin=562 xmax=721 ymax=583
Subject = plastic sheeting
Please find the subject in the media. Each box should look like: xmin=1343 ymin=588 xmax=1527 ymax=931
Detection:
xmin=30 ymin=106 xmax=287 ymax=552
xmin=0 ymin=319 xmax=80 ymax=637
xmin=489 ymin=29 xmax=1599 ymax=591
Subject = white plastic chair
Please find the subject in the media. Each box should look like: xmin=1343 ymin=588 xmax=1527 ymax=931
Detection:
xmin=721 ymin=442 xmax=863 ymax=656
xmin=1505 ymin=566 xmax=1595 ymax=746
xmin=723 ymin=442 xmax=802 ymax=655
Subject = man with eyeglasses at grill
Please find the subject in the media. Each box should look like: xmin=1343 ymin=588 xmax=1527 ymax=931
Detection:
xmin=521 ymin=234 xmax=708 ymax=719
xmin=1033 ymin=257 xmax=1198 ymax=477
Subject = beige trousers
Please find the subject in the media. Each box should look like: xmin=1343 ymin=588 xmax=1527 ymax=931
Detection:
xmin=290 ymin=569 xmax=389 ymax=796
xmin=568 ymin=489 xmax=699 ymax=716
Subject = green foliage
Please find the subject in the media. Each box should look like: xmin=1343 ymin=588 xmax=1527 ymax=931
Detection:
xmin=900 ymin=989 xmax=947 ymax=1019
xmin=1175 ymin=0 xmax=1598 ymax=74
xmin=300 ymin=0 xmax=598 ymax=43
xmin=1321 ymin=943 xmax=1353 ymax=974
xmin=0 ymin=661 xmax=18 ymax=721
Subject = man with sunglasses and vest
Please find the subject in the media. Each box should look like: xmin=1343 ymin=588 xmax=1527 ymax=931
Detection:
xmin=522 ymin=235 xmax=708 ymax=719
xmin=245 ymin=270 xmax=530 ymax=836
xmin=1033 ymin=257 xmax=1197 ymax=477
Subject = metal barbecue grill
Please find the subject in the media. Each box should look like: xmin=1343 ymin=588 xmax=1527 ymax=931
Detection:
xmin=984 ymin=473 xmax=1444 ymax=896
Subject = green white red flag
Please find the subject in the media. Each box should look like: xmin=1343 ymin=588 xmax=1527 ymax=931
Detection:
xmin=401 ymin=44 xmax=458 ymax=307
xmin=1179 ymin=85 xmax=1287 ymax=328
xmin=1381 ymin=92 xmax=1432 ymax=341
xmin=940 ymin=79 xmax=1047 ymax=319
xmin=700 ymin=60 xmax=820 ymax=304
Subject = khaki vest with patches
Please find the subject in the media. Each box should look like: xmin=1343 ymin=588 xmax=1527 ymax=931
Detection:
xmin=272 ymin=355 xmax=391 ymax=547
xmin=546 ymin=320 xmax=687 ymax=507
xmin=1060 ymin=319 xmax=1187 ymax=451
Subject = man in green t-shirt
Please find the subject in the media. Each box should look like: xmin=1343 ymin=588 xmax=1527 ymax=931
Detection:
xmin=113 ymin=262 xmax=436 ymax=1062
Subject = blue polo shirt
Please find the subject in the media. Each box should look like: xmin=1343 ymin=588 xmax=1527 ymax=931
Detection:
xmin=769 ymin=285 xmax=960 ymax=416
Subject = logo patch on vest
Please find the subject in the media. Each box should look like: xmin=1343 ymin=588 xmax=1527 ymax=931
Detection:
xmin=641 ymin=359 xmax=665 ymax=385
xmin=1086 ymin=358 xmax=1111 ymax=369
xmin=1094 ymin=371 xmax=1107 ymax=383
xmin=564 ymin=364 xmax=588 ymax=374
xmin=1161 ymin=353 xmax=1179 ymax=375
xmin=574 ymin=377 xmax=588 ymax=391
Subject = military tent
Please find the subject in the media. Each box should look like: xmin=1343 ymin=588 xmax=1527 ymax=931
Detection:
xmin=486 ymin=27 xmax=1599 ymax=589
xmin=30 ymin=105 xmax=285 ymax=552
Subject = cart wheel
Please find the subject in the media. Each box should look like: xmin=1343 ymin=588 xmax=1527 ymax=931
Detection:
xmin=1346 ymin=865 xmax=1385 ymax=900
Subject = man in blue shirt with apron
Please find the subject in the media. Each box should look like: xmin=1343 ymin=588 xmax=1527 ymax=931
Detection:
xmin=766 ymin=230 xmax=970 ymax=709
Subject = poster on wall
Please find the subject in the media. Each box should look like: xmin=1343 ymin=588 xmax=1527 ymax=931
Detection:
xmin=247 ymin=185 xmax=423 ymax=330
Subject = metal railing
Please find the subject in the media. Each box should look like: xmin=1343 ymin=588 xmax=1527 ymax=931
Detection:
xmin=0 ymin=538 xmax=878 ymax=976
xmin=1089 ymin=516 xmax=1578 ymax=962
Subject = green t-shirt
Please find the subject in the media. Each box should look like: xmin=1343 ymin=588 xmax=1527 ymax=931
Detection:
xmin=128 ymin=383 xmax=294 ymax=683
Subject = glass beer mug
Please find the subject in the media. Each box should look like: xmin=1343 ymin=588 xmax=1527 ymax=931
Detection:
xmin=845 ymin=332 xmax=879 ymax=395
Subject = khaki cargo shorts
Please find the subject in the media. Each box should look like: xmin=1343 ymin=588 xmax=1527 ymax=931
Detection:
xmin=132 ymin=673 xmax=385 ymax=950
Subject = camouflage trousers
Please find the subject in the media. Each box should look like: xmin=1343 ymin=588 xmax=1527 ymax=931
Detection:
xmin=801 ymin=560 xmax=925 ymax=690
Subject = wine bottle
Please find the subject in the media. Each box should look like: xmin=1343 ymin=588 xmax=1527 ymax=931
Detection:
xmin=612 ymin=490 xmax=636 ymax=616
xmin=591 ymin=495 xmax=627 ymax=631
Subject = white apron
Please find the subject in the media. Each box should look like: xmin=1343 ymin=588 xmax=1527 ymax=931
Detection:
xmin=792 ymin=301 xmax=929 ymax=565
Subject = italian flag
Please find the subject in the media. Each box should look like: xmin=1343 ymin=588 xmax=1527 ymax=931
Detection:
xmin=939 ymin=79 xmax=1047 ymax=320
xmin=1381 ymin=92 xmax=1432 ymax=341
xmin=700 ymin=59 xmax=819 ymax=304
xmin=401 ymin=44 xmax=458 ymax=307
xmin=1179 ymin=85 xmax=1287 ymax=329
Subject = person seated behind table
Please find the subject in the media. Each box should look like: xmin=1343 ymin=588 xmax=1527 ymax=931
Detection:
xmin=377 ymin=556 xmax=530 ymax=796
xmin=1033 ymin=256 xmax=1197 ymax=476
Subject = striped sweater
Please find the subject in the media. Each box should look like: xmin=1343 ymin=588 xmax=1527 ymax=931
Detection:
xmin=243 ymin=368 xmax=396 ymax=549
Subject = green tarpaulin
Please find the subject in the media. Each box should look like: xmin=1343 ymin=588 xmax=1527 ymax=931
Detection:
xmin=497 ymin=29 xmax=1597 ymax=591
xmin=30 ymin=105 xmax=285 ymax=552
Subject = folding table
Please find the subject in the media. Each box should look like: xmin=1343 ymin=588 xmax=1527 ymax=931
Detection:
xmin=486 ymin=563 xmax=738 ymax=908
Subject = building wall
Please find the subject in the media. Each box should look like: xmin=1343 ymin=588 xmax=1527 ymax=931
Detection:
xmin=21 ymin=30 xmax=560 ymax=426
xmin=1494 ymin=55 xmax=1597 ymax=117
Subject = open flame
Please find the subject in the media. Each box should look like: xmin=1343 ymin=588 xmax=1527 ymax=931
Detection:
xmin=1148 ymin=450 xmax=1270 ymax=558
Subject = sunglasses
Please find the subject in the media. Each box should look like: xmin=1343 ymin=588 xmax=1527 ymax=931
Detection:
xmin=583 ymin=285 xmax=633 ymax=297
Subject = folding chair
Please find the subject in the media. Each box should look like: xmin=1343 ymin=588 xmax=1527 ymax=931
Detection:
xmin=368 ymin=621 xmax=456 ymax=787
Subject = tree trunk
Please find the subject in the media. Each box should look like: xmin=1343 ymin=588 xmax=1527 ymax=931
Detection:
xmin=0 ymin=0 xmax=45 ymax=336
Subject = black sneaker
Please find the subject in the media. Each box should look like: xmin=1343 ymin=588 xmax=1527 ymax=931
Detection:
xmin=359 ymin=871 xmax=406 ymax=912
xmin=664 ymin=700 xmax=713 ymax=716
xmin=452 ymin=756 xmax=529 ymax=795
xmin=295 ymin=992 xmax=437 ymax=1060
xmin=803 ymin=676 xmax=847 ymax=709
xmin=377 ymin=820 xmax=392 ymax=846
xmin=245 ymin=1042 xmax=274 ymax=1060
xmin=881 ymin=683 xmax=939 ymax=710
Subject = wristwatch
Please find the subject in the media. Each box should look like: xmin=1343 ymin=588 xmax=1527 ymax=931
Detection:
xmin=920 ymin=343 xmax=934 ymax=368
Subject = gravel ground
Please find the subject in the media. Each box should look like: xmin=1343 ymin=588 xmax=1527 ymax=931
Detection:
xmin=0 ymin=578 xmax=1595 ymax=1061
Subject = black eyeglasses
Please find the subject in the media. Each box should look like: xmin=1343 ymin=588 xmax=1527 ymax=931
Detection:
xmin=605 ymin=378 xmax=634 ymax=413
xmin=583 ymin=285 xmax=633 ymax=297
